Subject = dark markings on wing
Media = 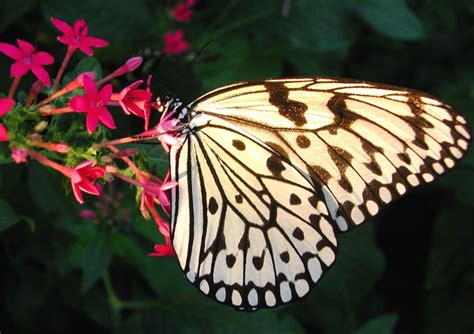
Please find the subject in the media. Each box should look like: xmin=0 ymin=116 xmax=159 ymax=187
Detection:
xmin=263 ymin=81 xmax=308 ymax=126
xmin=174 ymin=122 xmax=336 ymax=311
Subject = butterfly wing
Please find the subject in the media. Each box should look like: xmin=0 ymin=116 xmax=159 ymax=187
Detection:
xmin=191 ymin=77 xmax=471 ymax=232
xmin=170 ymin=115 xmax=338 ymax=310
xmin=170 ymin=77 xmax=470 ymax=310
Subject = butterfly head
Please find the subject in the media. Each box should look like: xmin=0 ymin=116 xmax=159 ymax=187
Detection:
xmin=156 ymin=95 xmax=196 ymax=125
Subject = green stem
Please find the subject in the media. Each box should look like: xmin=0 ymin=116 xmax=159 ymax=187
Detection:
xmin=102 ymin=271 xmax=122 ymax=328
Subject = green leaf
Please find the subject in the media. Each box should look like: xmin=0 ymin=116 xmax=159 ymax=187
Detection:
xmin=0 ymin=198 xmax=22 ymax=232
xmin=81 ymin=230 xmax=113 ymax=292
xmin=423 ymin=205 xmax=474 ymax=334
xmin=280 ymin=0 xmax=356 ymax=53
xmin=134 ymin=143 xmax=169 ymax=178
xmin=352 ymin=0 xmax=425 ymax=40
xmin=138 ymin=297 xmax=305 ymax=334
xmin=193 ymin=36 xmax=281 ymax=92
xmin=62 ymin=57 xmax=103 ymax=85
xmin=27 ymin=161 xmax=71 ymax=215
xmin=294 ymin=223 xmax=385 ymax=333
xmin=354 ymin=313 xmax=398 ymax=334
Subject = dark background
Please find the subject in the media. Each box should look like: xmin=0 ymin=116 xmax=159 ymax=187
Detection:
xmin=0 ymin=0 xmax=473 ymax=333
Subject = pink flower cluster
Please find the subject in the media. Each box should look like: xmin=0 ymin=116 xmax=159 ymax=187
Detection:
xmin=0 ymin=17 xmax=184 ymax=258
xmin=163 ymin=0 xmax=196 ymax=54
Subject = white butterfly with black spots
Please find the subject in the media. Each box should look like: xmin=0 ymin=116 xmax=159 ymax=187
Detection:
xmin=157 ymin=77 xmax=471 ymax=311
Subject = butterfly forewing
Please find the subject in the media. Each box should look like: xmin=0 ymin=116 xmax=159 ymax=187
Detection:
xmin=169 ymin=77 xmax=471 ymax=310
xmin=191 ymin=77 xmax=471 ymax=231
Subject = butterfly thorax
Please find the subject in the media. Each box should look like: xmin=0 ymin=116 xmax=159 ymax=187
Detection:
xmin=157 ymin=95 xmax=211 ymax=135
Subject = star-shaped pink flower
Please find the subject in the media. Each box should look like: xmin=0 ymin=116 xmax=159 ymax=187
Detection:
xmin=140 ymin=172 xmax=177 ymax=218
xmin=51 ymin=17 xmax=109 ymax=56
xmin=0 ymin=39 xmax=54 ymax=86
xmin=68 ymin=161 xmax=105 ymax=204
xmin=69 ymin=75 xmax=116 ymax=133
xmin=26 ymin=150 xmax=105 ymax=204
xmin=118 ymin=80 xmax=151 ymax=129
xmin=163 ymin=29 xmax=190 ymax=55
xmin=172 ymin=3 xmax=193 ymax=22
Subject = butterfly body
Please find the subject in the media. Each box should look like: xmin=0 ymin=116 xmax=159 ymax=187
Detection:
xmin=161 ymin=77 xmax=471 ymax=311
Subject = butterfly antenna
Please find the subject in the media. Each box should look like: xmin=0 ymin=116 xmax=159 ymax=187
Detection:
xmin=191 ymin=38 xmax=216 ymax=63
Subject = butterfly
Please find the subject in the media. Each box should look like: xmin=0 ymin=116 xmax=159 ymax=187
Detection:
xmin=157 ymin=77 xmax=471 ymax=311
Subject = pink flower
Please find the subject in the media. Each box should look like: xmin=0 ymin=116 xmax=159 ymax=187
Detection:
xmin=0 ymin=124 xmax=8 ymax=142
xmin=118 ymin=80 xmax=151 ymax=129
xmin=149 ymin=244 xmax=175 ymax=257
xmin=11 ymin=149 xmax=27 ymax=163
xmin=80 ymin=209 xmax=97 ymax=220
xmin=68 ymin=161 xmax=105 ymax=204
xmin=113 ymin=56 xmax=142 ymax=76
xmin=140 ymin=111 xmax=183 ymax=152
xmin=31 ymin=140 xmax=70 ymax=153
xmin=140 ymin=172 xmax=177 ymax=218
xmin=0 ymin=98 xmax=14 ymax=116
xmin=51 ymin=17 xmax=109 ymax=56
xmin=163 ymin=29 xmax=190 ymax=55
xmin=0 ymin=98 xmax=14 ymax=142
xmin=172 ymin=3 xmax=193 ymax=22
xmin=69 ymin=75 xmax=116 ymax=133
xmin=27 ymin=150 xmax=105 ymax=204
xmin=0 ymin=39 xmax=54 ymax=86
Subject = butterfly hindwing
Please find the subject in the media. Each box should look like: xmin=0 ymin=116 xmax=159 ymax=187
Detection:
xmin=170 ymin=115 xmax=338 ymax=310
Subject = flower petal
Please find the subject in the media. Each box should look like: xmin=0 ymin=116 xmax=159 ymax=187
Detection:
xmin=78 ymin=45 xmax=94 ymax=56
xmin=75 ymin=160 xmax=96 ymax=170
xmin=10 ymin=61 xmax=29 ymax=78
xmin=78 ymin=180 xmax=100 ymax=195
xmin=71 ymin=183 xmax=85 ymax=204
xmin=30 ymin=64 xmax=51 ymax=86
xmin=11 ymin=148 xmax=27 ymax=163
xmin=82 ymin=74 xmax=97 ymax=96
xmin=32 ymin=51 xmax=54 ymax=65
xmin=0 ymin=98 xmax=14 ymax=116
xmin=98 ymin=107 xmax=116 ymax=129
xmin=73 ymin=19 xmax=88 ymax=37
xmin=16 ymin=39 xmax=34 ymax=54
xmin=51 ymin=17 xmax=73 ymax=35
xmin=86 ymin=112 xmax=99 ymax=133
xmin=119 ymin=80 xmax=143 ymax=99
xmin=81 ymin=166 xmax=105 ymax=179
xmin=83 ymin=36 xmax=109 ymax=48
xmin=58 ymin=36 xmax=76 ymax=46
xmin=99 ymin=83 xmax=113 ymax=103
xmin=148 ymin=244 xmax=175 ymax=257
xmin=69 ymin=95 xmax=91 ymax=112
xmin=0 ymin=42 xmax=22 ymax=60
xmin=0 ymin=124 xmax=8 ymax=141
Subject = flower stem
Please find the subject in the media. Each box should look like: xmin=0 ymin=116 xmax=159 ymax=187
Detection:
xmin=94 ymin=136 xmax=143 ymax=149
xmin=52 ymin=47 xmax=75 ymax=92
xmin=102 ymin=271 xmax=122 ymax=328
xmin=8 ymin=76 xmax=21 ymax=99
xmin=39 ymin=106 xmax=75 ymax=115
xmin=26 ymin=150 xmax=71 ymax=177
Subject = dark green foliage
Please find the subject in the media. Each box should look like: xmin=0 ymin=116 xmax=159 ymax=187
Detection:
xmin=0 ymin=0 xmax=473 ymax=333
